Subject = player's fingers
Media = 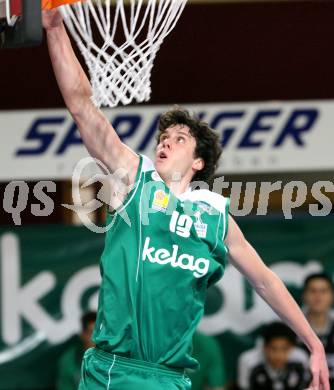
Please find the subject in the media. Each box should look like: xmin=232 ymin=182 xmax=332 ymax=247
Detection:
xmin=310 ymin=370 xmax=320 ymax=390
xmin=320 ymin=370 xmax=330 ymax=390
xmin=42 ymin=9 xmax=58 ymax=16
xmin=42 ymin=9 xmax=63 ymax=29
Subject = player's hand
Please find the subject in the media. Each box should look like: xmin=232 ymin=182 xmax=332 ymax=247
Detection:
xmin=42 ymin=9 xmax=63 ymax=29
xmin=307 ymin=344 xmax=330 ymax=390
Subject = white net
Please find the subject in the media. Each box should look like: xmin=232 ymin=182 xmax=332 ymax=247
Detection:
xmin=60 ymin=0 xmax=187 ymax=107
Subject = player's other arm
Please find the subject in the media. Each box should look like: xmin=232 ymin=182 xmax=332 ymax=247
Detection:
xmin=43 ymin=10 xmax=139 ymax=181
xmin=225 ymin=215 xmax=330 ymax=390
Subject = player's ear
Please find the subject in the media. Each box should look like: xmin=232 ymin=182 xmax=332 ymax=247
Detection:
xmin=192 ymin=157 xmax=204 ymax=172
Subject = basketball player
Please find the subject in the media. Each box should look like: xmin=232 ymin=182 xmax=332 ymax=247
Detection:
xmin=42 ymin=8 xmax=329 ymax=390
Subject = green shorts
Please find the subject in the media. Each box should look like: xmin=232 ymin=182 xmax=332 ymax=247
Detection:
xmin=79 ymin=348 xmax=192 ymax=390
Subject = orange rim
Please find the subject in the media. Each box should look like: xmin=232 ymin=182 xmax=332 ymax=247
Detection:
xmin=42 ymin=0 xmax=82 ymax=9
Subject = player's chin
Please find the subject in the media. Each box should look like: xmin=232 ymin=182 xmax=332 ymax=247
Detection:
xmin=155 ymin=158 xmax=169 ymax=169
xmin=155 ymin=159 xmax=169 ymax=175
xmin=155 ymin=156 xmax=166 ymax=163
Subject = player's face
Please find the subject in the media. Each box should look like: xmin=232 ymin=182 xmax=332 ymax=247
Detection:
xmin=264 ymin=338 xmax=293 ymax=370
xmin=303 ymin=279 xmax=334 ymax=315
xmin=155 ymin=125 xmax=203 ymax=182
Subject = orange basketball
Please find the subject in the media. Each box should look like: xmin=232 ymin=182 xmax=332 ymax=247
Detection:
xmin=42 ymin=0 xmax=82 ymax=9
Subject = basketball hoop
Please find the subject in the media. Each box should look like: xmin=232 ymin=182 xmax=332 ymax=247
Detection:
xmin=59 ymin=0 xmax=187 ymax=107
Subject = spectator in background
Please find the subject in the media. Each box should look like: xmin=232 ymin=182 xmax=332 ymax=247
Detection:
xmin=188 ymin=331 xmax=226 ymax=390
xmin=237 ymin=322 xmax=309 ymax=390
xmin=56 ymin=311 xmax=96 ymax=390
xmin=301 ymin=273 xmax=334 ymax=388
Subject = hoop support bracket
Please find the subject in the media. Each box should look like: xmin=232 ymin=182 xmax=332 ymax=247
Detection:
xmin=1 ymin=0 xmax=42 ymax=49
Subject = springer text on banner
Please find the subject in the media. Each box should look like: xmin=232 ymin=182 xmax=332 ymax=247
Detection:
xmin=0 ymin=100 xmax=333 ymax=180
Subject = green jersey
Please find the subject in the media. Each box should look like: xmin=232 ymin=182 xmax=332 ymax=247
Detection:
xmin=93 ymin=155 xmax=229 ymax=370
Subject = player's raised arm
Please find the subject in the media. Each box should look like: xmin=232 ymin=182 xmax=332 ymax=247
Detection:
xmin=42 ymin=9 xmax=139 ymax=181
xmin=225 ymin=215 xmax=330 ymax=390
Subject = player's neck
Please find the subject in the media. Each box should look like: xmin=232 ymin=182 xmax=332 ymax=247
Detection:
xmin=306 ymin=311 xmax=330 ymax=332
xmin=160 ymin=169 xmax=193 ymax=196
xmin=165 ymin=177 xmax=191 ymax=196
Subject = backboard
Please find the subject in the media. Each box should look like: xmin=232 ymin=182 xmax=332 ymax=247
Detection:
xmin=0 ymin=0 xmax=42 ymax=48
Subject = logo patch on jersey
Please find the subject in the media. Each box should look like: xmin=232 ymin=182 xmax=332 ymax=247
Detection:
xmin=194 ymin=211 xmax=208 ymax=238
xmin=142 ymin=236 xmax=209 ymax=278
xmin=152 ymin=190 xmax=169 ymax=211
xmin=196 ymin=202 xmax=214 ymax=215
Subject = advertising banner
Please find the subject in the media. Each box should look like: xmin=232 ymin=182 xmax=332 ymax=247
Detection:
xmin=1 ymin=100 xmax=333 ymax=180
xmin=0 ymin=217 xmax=334 ymax=388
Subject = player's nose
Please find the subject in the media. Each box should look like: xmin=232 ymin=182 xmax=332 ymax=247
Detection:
xmin=162 ymin=138 xmax=171 ymax=149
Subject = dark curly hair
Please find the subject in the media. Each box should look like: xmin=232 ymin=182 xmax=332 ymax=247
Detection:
xmin=157 ymin=106 xmax=222 ymax=182
xmin=262 ymin=322 xmax=296 ymax=345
